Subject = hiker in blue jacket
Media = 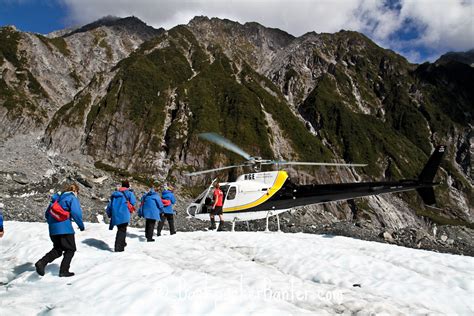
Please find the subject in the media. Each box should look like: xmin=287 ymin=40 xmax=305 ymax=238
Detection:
xmin=0 ymin=202 xmax=4 ymax=238
xmin=106 ymin=180 xmax=136 ymax=252
xmin=157 ymin=184 xmax=177 ymax=236
xmin=138 ymin=183 xmax=164 ymax=242
xmin=35 ymin=183 xmax=85 ymax=277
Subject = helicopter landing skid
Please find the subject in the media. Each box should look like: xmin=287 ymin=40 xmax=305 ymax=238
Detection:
xmin=265 ymin=212 xmax=282 ymax=233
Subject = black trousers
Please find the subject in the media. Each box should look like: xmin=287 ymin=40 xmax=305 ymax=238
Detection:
xmin=157 ymin=213 xmax=175 ymax=236
xmin=145 ymin=219 xmax=156 ymax=240
xmin=115 ymin=223 xmax=128 ymax=252
xmin=40 ymin=234 xmax=76 ymax=273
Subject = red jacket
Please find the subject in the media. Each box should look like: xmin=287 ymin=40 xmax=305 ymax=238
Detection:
xmin=213 ymin=188 xmax=223 ymax=207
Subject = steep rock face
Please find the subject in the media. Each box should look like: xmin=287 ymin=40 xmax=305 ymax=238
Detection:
xmin=0 ymin=18 xmax=164 ymax=139
xmin=188 ymin=16 xmax=295 ymax=73
xmin=0 ymin=27 xmax=49 ymax=136
xmin=46 ymin=26 xmax=330 ymax=182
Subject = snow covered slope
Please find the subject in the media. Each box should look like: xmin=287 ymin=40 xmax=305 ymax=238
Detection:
xmin=1 ymin=222 xmax=473 ymax=315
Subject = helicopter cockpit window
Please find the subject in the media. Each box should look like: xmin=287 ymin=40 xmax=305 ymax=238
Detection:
xmin=193 ymin=189 xmax=208 ymax=203
xmin=220 ymin=185 xmax=230 ymax=201
xmin=194 ymin=188 xmax=214 ymax=204
xmin=226 ymin=186 xmax=237 ymax=200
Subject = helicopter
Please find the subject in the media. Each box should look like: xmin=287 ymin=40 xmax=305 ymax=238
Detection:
xmin=185 ymin=133 xmax=445 ymax=232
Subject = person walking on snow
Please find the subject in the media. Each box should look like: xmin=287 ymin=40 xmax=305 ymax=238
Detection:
xmin=138 ymin=183 xmax=164 ymax=242
xmin=0 ymin=202 xmax=4 ymax=238
xmin=106 ymin=180 xmax=137 ymax=252
xmin=35 ymin=183 xmax=85 ymax=277
xmin=209 ymin=182 xmax=225 ymax=231
xmin=157 ymin=184 xmax=176 ymax=236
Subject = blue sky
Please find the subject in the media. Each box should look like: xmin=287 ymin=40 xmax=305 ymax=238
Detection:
xmin=0 ymin=0 xmax=68 ymax=34
xmin=1 ymin=0 xmax=473 ymax=63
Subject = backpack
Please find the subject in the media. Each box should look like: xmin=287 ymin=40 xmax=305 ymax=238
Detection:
xmin=161 ymin=198 xmax=171 ymax=207
xmin=121 ymin=191 xmax=136 ymax=213
xmin=48 ymin=194 xmax=70 ymax=222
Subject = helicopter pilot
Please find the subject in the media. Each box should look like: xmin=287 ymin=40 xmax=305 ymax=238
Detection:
xmin=209 ymin=183 xmax=225 ymax=231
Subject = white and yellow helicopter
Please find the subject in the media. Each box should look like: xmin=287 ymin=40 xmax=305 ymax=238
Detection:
xmin=185 ymin=133 xmax=445 ymax=231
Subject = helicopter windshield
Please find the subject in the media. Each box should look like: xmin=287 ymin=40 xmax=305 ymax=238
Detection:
xmin=193 ymin=189 xmax=210 ymax=204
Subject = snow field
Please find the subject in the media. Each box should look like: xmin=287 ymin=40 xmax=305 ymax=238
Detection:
xmin=1 ymin=221 xmax=473 ymax=315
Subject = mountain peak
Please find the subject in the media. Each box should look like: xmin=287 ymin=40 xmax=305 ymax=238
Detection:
xmin=436 ymin=49 xmax=474 ymax=66
xmin=0 ymin=25 xmax=18 ymax=33
xmin=62 ymin=15 xmax=162 ymax=38
xmin=188 ymin=15 xmax=210 ymax=24
xmin=188 ymin=15 xmax=295 ymax=48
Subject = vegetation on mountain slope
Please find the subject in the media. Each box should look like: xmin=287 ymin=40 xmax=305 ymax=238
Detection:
xmin=0 ymin=27 xmax=48 ymax=126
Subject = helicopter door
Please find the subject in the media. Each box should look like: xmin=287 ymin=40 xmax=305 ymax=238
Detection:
xmin=223 ymin=185 xmax=238 ymax=208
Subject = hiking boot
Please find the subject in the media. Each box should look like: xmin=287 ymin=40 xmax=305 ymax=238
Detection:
xmin=209 ymin=218 xmax=216 ymax=230
xmin=35 ymin=260 xmax=46 ymax=276
xmin=59 ymin=271 xmax=75 ymax=277
xmin=217 ymin=222 xmax=226 ymax=231
xmin=147 ymin=239 xmax=155 ymax=242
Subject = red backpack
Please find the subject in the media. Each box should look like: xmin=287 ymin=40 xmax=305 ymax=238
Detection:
xmin=48 ymin=194 xmax=70 ymax=222
xmin=121 ymin=191 xmax=136 ymax=213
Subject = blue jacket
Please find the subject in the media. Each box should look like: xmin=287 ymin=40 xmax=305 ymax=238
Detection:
xmin=138 ymin=189 xmax=164 ymax=220
xmin=0 ymin=208 xmax=3 ymax=231
xmin=106 ymin=188 xmax=136 ymax=230
xmin=161 ymin=190 xmax=176 ymax=214
xmin=45 ymin=192 xmax=85 ymax=236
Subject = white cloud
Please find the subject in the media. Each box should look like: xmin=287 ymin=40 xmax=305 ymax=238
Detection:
xmin=59 ymin=0 xmax=474 ymax=63
xmin=400 ymin=0 xmax=474 ymax=51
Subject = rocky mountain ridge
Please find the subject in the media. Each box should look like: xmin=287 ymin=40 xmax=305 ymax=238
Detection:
xmin=0 ymin=16 xmax=472 ymax=254
xmin=0 ymin=17 xmax=164 ymax=138
xmin=436 ymin=49 xmax=474 ymax=67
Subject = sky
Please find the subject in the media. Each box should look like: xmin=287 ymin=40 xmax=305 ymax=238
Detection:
xmin=0 ymin=0 xmax=473 ymax=63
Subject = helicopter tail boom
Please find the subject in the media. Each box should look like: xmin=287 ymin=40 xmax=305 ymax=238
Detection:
xmin=418 ymin=145 xmax=446 ymax=183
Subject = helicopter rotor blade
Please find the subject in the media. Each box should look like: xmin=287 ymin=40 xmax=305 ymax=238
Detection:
xmin=184 ymin=164 xmax=246 ymax=176
xmin=262 ymin=161 xmax=367 ymax=167
xmin=199 ymin=133 xmax=253 ymax=161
